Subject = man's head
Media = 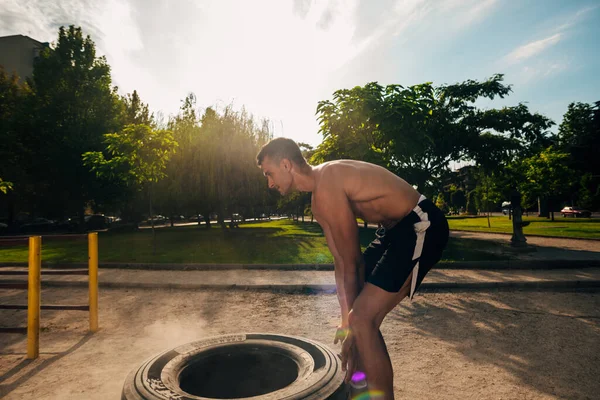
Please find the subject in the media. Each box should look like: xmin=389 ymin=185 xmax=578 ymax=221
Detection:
xmin=256 ymin=137 xmax=308 ymax=195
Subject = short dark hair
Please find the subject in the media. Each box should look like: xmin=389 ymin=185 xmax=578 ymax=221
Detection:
xmin=256 ymin=137 xmax=307 ymax=167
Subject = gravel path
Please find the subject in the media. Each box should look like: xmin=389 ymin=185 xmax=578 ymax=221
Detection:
xmin=1 ymin=289 xmax=599 ymax=399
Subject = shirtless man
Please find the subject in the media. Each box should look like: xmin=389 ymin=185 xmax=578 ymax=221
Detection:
xmin=257 ymin=138 xmax=449 ymax=399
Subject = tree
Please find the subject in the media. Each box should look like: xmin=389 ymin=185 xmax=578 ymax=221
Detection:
xmin=101 ymin=90 xmax=155 ymax=223
xmin=435 ymin=193 xmax=447 ymax=214
xmin=466 ymin=190 xmax=478 ymax=215
xmin=83 ymin=124 xmax=178 ymax=250
xmin=157 ymin=95 xmax=274 ymax=228
xmin=0 ymin=66 xmax=37 ymax=226
xmin=520 ymin=146 xmax=574 ymax=220
xmin=313 ymin=83 xmax=386 ymax=166
xmin=29 ymin=25 xmax=122 ymax=224
xmin=557 ymin=102 xmax=600 ymax=209
xmin=475 ymin=170 xmax=503 ymax=227
xmin=314 ymin=74 xmax=551 ymax=198
xmin=0 ymin=178 xmax=12 ymax=194
xmin=122 ymin=90 xmax=153 ymax=126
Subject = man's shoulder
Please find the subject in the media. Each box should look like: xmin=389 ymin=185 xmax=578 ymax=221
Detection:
xmin=313 ymin=163 xmax=346 ymax=196
xmin=315 ymin=159 xmax=363 ymax=182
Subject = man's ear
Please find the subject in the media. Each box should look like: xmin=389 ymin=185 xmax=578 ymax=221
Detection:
xmin=281 ymin=158 xmax=292 ymax=172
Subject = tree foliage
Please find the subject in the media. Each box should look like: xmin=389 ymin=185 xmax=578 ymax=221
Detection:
xmin=557 ymin=102 xmax=600 ymax=208
xmin=153 ymin=95 xmax=275 ymax=227
xmin=82 ymin=124 xmax=178 ymax=188
xmin=29 ymin=25 xmax=123 ymax=220
xmin=2 ymin=24 xmax=599 ymax=235
xmin=314 ymin=74 xmax=553 ymax=197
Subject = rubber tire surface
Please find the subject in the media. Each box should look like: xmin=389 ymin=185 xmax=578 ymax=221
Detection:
xmin=122 ymin=333 xmax=349 ymax=400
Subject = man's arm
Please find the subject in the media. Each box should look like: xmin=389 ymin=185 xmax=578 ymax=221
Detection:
xmin=314 ymin=183 xmax=364 ymax=328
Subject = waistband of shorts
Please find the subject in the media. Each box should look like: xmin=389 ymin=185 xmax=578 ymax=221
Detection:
xmin=412 ymin=194 xmax=429 ymax=221
xmin=379 ymin=195 xmax=430 ymax=231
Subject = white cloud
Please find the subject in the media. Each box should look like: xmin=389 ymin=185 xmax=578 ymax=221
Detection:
xmin=1 ymin=0 xmax=374 ymax=145
xmin=543 ymin=61 xmax=568 ymax=77
xmin=454 ymin=0 xmax=498 ymax=27
xmin=499 ymin=5 xmax=597 ymax=87
xmin=0 ymin=0 xmax=505 ymax=145
xmin=502 ymin=4 xmax=597 ymax=69
xmin=352 ymin=0 xmax=497 ymax=50
xmin=555 ymin=4 xmax=599 ymax=31
xmin=515 ymin=60 xmax=569 ymax=85
xmin=505 ymin=33 xmax=562 ymax=64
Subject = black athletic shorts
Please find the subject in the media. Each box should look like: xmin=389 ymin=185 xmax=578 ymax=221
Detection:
xmin=363 ymin=196 xmax=449 ymax=296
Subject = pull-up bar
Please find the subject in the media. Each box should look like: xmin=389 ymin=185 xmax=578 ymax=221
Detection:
xmin=0 ymin=233 xmax=99 ymax=359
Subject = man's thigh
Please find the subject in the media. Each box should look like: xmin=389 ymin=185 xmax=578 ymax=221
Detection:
xmin=362 ymin=229 xmax=388 ymax=279
xmin=353 ymin=280 xmax=411 ymax=329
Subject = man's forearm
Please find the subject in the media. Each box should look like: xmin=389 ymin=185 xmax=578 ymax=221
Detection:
xmin=335 ymin=258 xmax=365 ymax=327
xmin=334 ymin=262 xmax=351 ymax=326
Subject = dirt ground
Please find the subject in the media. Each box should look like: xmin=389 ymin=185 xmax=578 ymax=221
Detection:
xmin=1 ymin=288 xmax=599 ymax=400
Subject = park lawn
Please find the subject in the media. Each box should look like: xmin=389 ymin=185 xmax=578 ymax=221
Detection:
xmin=0 ymin=220 xmax=505 ymax=264
xmin=447 ymin=215 xmax=600 ymax=239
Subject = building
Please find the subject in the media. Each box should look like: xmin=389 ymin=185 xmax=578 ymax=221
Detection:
xmin=0 ymin=34 xmax=49 ymax=81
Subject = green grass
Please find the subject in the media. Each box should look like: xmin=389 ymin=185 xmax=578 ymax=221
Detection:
xmin=0 ymin=220 xmax=505 ymax=264
xmin=447 ymin=215 xmax=600 ymax=239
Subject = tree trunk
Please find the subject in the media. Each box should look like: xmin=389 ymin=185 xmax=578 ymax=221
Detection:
xmin=79 ymin=204 xmax=86 ymax=233
xmin=217 ymin=208 xmax=226 ymax=228
xmin=7 ymin=191 xmax=15 ymax=227
xmin=539 ymin=196 xmax=549 ymax=218
xmin=148 ymin=185 xmax=156 ymax=255
xmin=510 ymin=190 xmax=527 ymax=247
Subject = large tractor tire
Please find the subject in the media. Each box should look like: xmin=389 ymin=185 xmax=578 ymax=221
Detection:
xmin=122 ymin=333 xmax=349 ymax=400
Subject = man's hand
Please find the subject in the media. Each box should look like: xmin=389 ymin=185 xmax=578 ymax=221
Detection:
xmin=333 ymin=325 xmax=349 ymax=345
xmin=340 ymin=333 xmax=358 ymax=383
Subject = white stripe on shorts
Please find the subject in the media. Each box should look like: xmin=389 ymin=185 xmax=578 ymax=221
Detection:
xmin=410 ymin=194 xmax=431 ymax=300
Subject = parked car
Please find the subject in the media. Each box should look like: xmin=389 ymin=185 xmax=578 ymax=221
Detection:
xmin=19 ymin=217 xmax=56 ymax=232
xmin=232 ymin=213 xmax=243 ymax=222
xmin=560 ymin=206 xmax=592 ymax=218
xmin=188 ymin=215 xmax=204 ymax=222
xmin=55 ymin=217 xmax=79 ymax=232
xmin=85 ymin=214 xmax=109 ymax=230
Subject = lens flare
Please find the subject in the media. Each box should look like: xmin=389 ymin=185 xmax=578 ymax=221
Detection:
xmin=335 ymin=328 xmax=350 ymax=340
xmin=351 ymin=390 xmax=385 ymax=400
xmin=351 ymin=371 xmax=366 ymax=383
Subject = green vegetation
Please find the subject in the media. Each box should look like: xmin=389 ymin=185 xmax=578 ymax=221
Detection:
xmin=1 ymin=24 xmax=598 ymax=244
xmin=0 ymin=220 xmax=506 ymax=264
xmin=448 ymin=215 xmax=600 ymax=239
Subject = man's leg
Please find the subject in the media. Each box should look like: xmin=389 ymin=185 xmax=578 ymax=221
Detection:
xmin=348 ymin=276 xmax=412 ymax=400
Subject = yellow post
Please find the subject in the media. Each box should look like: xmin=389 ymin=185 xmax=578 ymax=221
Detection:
xmin=88 ymin=232 xmax=99 ymax=332
xmin=27 ymin=236 xmax=41 ymax=359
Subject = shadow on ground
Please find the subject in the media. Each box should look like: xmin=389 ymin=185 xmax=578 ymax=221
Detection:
xmin=388 ymin=292 xmax=600 ymax=399
xmin=0 ymin=332 xmax=94 ymax=398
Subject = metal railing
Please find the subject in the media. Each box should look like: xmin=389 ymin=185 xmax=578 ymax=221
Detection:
xmin=0 ymin=233 xmax=99 ymax=359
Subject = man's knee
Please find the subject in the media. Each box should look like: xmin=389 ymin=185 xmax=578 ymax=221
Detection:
xmin=348 ymin=308 xmax=377 ymax=335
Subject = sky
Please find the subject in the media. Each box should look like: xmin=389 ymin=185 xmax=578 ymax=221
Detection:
xmin=1 ymin=0 xmax=599 ymax=148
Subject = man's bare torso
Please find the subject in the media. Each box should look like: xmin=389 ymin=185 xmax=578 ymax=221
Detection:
xmin=310 ymin=160 xmax=421 ymax=228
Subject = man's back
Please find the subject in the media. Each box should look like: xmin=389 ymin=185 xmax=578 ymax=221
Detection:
xmin=312 ymin=160 xmax=421 ymax=225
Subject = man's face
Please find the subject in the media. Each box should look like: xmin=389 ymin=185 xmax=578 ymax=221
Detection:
xmin=260 ymin=156 xmax=293 ymax=195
